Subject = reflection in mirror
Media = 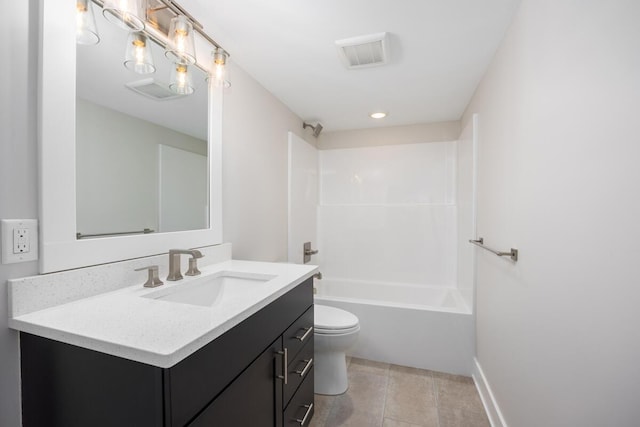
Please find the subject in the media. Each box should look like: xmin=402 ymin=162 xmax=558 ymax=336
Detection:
xmin=76 ymin=5 xmax=209 ymax=239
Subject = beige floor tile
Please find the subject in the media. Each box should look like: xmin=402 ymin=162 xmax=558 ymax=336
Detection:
xmin=438 ymin=406 xmax=490 ymax=427
xmin=434 ymin=372 xmax=489 ymax=427
xmin=389 ymin=364 xmax=433 ymax=379
xmin=433 ymin=373 xmax=483 ymax=411
xmin=349 ymin=357 xmax=390 ymax=376
xmin=345 ymin=369 xmax=388 ymax=407
xmin=313 ymin=358 xmax=490 ymax=427
xmin=326 ymin=399 xmax=384 ymax=427
xmin=382 ymin=417 xmax=425 ymax=427
xmin=432 ymin=371 xmax=474 ymax=384
xmin=325 ymin=370 xmax=388 ymax=427
xmin=309 ymin=394 xmax=336 ymax=427
xmin=384 ymin=365 xmax=438 ymax=426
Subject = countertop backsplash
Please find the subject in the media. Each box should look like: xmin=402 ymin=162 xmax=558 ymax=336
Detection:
xmin=8 ymin=243 xmax=232 ymax=318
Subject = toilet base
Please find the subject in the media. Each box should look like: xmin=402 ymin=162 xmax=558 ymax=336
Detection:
xmin=314 ymin=351 xmax=348 ymax=395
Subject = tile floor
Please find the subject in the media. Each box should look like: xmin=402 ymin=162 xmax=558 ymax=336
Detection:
xmin=310 ymin=357 xmax=490 ymax=427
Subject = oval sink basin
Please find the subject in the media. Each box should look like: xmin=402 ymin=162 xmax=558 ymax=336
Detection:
xmin=143 ymin=271 xmax=276 ymax=307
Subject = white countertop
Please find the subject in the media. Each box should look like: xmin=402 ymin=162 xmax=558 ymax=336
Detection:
xmin=9 ymin=260 xmax=318 ymax=368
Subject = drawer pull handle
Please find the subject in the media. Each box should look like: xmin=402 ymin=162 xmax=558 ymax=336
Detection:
xmin=295 ymin=403 xmax=314 ymax=426
xmin=276 ymin=348 xmax=288 ymax=384
xmin=294 ymin=358 xmax=313 ymax=377
xmin=295 ymin=326 xmax=314 ymax=342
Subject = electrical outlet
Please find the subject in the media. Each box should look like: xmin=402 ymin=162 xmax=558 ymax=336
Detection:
xmin=1 ymin=219 xmax=38 ymax=264
xmin=14 ymin=228 xmax=30 ymax=253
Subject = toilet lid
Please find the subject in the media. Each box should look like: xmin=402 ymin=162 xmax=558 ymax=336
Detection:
xmin=315 ymin=305 xmax=359 ymax=330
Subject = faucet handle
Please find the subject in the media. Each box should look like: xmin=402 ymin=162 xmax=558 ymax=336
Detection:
xmin=185 ymin=258 xmax=201 ymax=276
xmin=135 ymin=265 xmax=164 ymax=288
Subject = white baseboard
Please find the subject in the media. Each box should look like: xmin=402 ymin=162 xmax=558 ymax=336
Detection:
xmin=472 ymin=357 xmax=508 ymax=427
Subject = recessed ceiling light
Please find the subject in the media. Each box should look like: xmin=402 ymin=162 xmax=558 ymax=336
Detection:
xmin=370 ymin=112 xmax=387 ymax=119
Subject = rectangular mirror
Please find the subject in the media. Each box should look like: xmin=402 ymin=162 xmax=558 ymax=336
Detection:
xmin=38 ymin=0 xmax=223 ymax=273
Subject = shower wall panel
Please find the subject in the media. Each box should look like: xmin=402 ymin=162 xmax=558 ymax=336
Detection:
xmin=319 ymin=141 xmax=458 ymax=287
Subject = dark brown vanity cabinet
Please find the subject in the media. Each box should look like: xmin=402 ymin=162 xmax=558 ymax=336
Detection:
xmin=20 ymin=278 xmax=315 ymax=427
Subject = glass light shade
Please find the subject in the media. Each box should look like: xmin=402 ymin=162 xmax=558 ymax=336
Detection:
xmin=102 ymin=0 xmax=145 ymax=31
xmin=76 ymin=0 xmax=100 ymax=45
xmin=124 ymin=32 xmax=155 ymax=74
xmin=165 ymin=15 xmax=196 ymax=65
xmin=169 ymin=62 xmax=194 ymax=95
xmin=210 ymin=48 xmax=231 ymax=88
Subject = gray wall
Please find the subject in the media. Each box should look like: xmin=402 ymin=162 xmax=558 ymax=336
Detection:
xmin=0 ymin=2 xmax=37 ymax=426
xmin=463 ymin=0 xmax=640 ymax=425
xmin=317 ymin=121 xmax=460 ymax=150
xmin=221 ymin=62 xmax=310 ymax=262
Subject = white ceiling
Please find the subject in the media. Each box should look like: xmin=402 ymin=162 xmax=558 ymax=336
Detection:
xmin=181 ymin=0 xmax=521 ymax=132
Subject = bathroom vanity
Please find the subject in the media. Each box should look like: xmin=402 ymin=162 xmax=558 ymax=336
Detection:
xmin=10 ymin=256 xmax=317 ymax=427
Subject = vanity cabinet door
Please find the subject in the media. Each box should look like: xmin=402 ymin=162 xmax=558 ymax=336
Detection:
xmin=20 ymin=333 xmax=164 ymax=427
xmin=189 ymin=338 xmax=283 ymax=427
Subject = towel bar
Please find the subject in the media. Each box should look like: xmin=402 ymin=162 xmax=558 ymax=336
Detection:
xmin=469 ymin=238 xmax=518 ymax=262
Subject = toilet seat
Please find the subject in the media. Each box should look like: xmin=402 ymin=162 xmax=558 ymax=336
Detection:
xmin=315 ymin=305 xmax=359 ymax=335
xmin=315 ymin=324 xmax=360 ymax=335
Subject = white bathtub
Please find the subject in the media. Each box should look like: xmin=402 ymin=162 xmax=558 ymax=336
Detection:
xmin=314 ymin=278 xmax=475 ymax=375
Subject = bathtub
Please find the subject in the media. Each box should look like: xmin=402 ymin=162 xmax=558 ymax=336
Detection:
xmin=314 ymin=278 xmax=474 ymax=375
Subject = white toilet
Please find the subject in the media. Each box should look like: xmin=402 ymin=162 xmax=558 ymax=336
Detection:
xmin=314 ymin=304 xmax=360 ymax=395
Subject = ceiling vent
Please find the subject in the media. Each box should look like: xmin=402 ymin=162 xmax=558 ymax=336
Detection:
xmin=125 ymin=78 xmax=185 ymax=101
xmin=335 ymin=32 xmax=389 ymax=69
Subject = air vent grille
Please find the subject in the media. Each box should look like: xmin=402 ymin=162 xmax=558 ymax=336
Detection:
xmin=336 ymin=32 xmax=389 ymax=69
xmin=125 ymin=78 xmax=185 ymax=101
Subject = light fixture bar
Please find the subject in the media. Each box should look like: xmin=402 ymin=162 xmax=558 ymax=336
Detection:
xmin=102 ymin=0 xmax=146 ymax=31
xmin=89 ymin=0 xmax=228 ymax=66
xmin=147 ymin=0 xmax=222 ymax=49
xmin=157 ymin=0 xmax=202 ymax=31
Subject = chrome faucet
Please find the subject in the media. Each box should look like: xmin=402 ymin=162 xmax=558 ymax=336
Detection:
xmin=167 ymin=249 xmax=204 ymax=281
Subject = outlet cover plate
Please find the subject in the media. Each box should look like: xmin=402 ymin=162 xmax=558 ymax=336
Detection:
xmin=1 ymin=219 xmax=38 ymax=264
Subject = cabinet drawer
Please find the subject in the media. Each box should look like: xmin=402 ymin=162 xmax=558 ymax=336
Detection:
xmin=284 ymin=305 xmax=314 ymax=364
xmin=284 ymin=336 xmax=314 ymax=406
xmin=284 ymin=367 xmax=315 ymax=427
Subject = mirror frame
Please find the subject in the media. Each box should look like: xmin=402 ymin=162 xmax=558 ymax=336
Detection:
xmin=38 ymin=0 xmax=223 ymax=273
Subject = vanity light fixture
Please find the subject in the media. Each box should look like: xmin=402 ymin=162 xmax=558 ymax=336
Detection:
xmin=370 ymin=112 xmax=387 ymax=119
xmin=81 ymin=0 xmax=230 ymax=91
xmin=210 ymin=47 xmax=231 ymax=88
xmin=76 ymin=0 xmax=100 ymax=45
xmin=165 ymin=15 xmax=197 ymax=65
xmin=169 ymin=62 xmax=194 ymax=95
xmin=102 ymin=0 xmax=146 ymax=32
xmin=124 ymin=32 xmax=156 ymax=74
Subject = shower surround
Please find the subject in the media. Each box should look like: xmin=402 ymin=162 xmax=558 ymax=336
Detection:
xmin=315 ymin=135 xmax=476 ymax=375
